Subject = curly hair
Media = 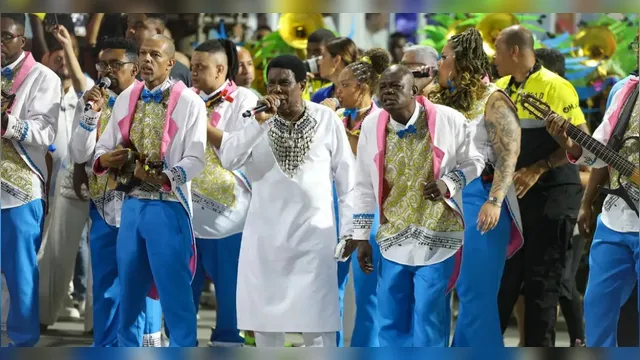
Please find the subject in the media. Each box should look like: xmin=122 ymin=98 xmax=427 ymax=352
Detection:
xmin=345 ymin=48 xmax=391 ymax=94
xmin=428 ymin=28 xmax=492 ymax=115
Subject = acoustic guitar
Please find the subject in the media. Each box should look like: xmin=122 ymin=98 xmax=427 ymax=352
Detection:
xmin=106 ymin=146 xmax=164 ymax=194
xmin=521 ymin=93 xmax=639 ymax=216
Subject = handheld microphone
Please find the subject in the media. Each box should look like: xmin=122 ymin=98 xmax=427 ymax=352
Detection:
xmin=84 ymin=77 xmax=112 ymax=111
xmin=328 ymin=98 xmax=340 ymax=109
xmin=242 ymin=98 xmax=281 ymax=118
xmin=412 ymin=67 xmax=438 ymax=78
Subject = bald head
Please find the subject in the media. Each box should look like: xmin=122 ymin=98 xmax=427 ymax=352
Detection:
xmin=381 ymin=64 xmax=414 ymax=86
xmin=146 ymin=34 xmax=175 ymax=58
xmin=236 ymin=46 xmax=255 ymax=87
xmin=139 ymin=34 xmax=176 ymax=87
xmin=498 ymin=25 xmax=534 ymax=53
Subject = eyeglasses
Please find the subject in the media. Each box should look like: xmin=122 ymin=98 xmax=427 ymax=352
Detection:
xmin=1 ymin=32 xmax=22 ymax=44
xmin=95 ymin=61 xmax=134 ymax=72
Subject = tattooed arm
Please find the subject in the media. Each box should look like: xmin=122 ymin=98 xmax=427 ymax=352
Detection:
xmin=484 ymin=91 xmax=521 ymax=203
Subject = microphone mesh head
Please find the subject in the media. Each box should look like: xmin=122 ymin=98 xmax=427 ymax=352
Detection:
xmin=101 ymin=77 xmax=112 ymax=88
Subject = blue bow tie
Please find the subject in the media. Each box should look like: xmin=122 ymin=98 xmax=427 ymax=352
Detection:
xmin=396 ymin=124 xmax=417 ymax=138
xmin=1 ymin=67 xmax=13 ymax=81
xmin=343 ymin=108 xmax=358 ymax=119
xmin=141 ymin=88 xmax=163 ymax=104
xmin=107 ymin=96 xmax=116 ymax=108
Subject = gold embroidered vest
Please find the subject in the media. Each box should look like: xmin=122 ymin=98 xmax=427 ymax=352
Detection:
xmin=191 ymin=104 xmax=237 ymax=209
xmin=1 ymin=62 xmax=35 ymax=202
xmin=88 ymin=98 xmax=114 ymax=201
xmin=376 ymin=108 xmax=463 ymax=241
xmin=129 ymin=89 xmax=176 ymax=199
xmin=611 ymin=99 xmax=639 ymax=189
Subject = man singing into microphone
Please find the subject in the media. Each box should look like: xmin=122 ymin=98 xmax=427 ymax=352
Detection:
xmin=1 ymin=13 xmax=61 ymax=347
xmin=218 ymin=55 xmax=355 ymax=347
xmin=70 ymin=37 xmax=163 ymax=347
xmin=92 ymin=34 xmax=207 ymax=347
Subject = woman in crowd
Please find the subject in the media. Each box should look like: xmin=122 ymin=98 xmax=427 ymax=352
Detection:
xmin=312 ymin=37 xmax=359 ymax=103
xmin=427 ymin=28 xmax=523 ymax=347
xmin=320 ymin=47 xmax=390 ymax=346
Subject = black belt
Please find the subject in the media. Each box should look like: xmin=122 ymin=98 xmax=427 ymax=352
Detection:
xmin=481 ymin=164 xmax=495 ymax=182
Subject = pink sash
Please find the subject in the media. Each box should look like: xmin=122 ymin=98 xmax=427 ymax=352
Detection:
xmin=7 ymin=52 xmax=36 ymax=114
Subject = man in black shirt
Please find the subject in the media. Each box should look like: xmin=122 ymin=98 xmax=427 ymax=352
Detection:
xmin=125 ymin=13 xmax=191 ymax=87
xmin=493 ymin=26 xmax=591 ymax=347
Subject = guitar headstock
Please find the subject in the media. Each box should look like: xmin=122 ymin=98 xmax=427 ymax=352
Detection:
xmin=520 ymin=93 xmax=552 ymax=121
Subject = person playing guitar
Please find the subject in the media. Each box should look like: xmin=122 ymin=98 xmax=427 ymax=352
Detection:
xmin=545 ymin=35 xmax=639 ymax=346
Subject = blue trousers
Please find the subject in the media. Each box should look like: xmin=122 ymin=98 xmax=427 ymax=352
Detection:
xmin=116 ymin=197 xmax=197 ymax=347
xmin=584 ymin=215 xmax=640 ymax=347
xmin=1 ymin=199 xmax=44 ymax=347
xmin=377 ymin=255 xmax=454 ymax=347
xmin=188 ymin=234 xmax=244 ymax=345
xmin=88 ymin=203 xmax=162 ymax=347
xmin=452 ymin=178 xmax=512 ymax=347
xmin=334 ymin=185 xmax=381 ymax=347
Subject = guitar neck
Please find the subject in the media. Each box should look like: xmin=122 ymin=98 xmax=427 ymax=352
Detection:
xmin=564 ymin=122 xmax=635 ymax=177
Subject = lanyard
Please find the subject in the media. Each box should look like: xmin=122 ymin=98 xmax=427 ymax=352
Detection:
xmin=505 ymin=62 xmax=542 ymax=105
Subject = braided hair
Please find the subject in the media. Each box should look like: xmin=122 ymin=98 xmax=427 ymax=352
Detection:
xmin=194 ymin=39 xmax=239 ymax=82
xmin=346 ymin=48 xmax=391 ymax=94
xmin=428 ymin=28 xmax=491 ymax=115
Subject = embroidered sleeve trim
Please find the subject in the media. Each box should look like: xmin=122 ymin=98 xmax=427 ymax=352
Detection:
xmin=167 ymin=166 xmax=187 ymax=190
xmin=7 ymin=119 xmax=29 ymax=142
xmin=443 ymin=170 xmax=466 ymax=191
xmin=80 ymin=110 xmax=100 ymax=129
xmin=353 ymin=213 xmax=375 ymax=230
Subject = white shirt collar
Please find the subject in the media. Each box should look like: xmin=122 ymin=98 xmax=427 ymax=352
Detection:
xmin=2 ymin=51 xmax=25 ymax=71
xmin=389 ymin=101 xmax=420 ymax=131
xmin=144 ymin=77 xmax=172 ymax=93
xmin=198 ymin=80 xmax=228 ymax=101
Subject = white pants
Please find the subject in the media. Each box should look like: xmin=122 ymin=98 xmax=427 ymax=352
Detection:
xmin=254 ymin=332 xmax=336 ymax=347
xmin=37 ymin=171 xmax=90 ymax=326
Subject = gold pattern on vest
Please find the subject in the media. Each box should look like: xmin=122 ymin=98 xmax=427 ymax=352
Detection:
xmin=611 ymin=99 xmax=639 ymax=190
xmin=129 ymin=91 xmax=176 ymax=199
xmin=376 ymin=108 xmax=463 ymax=241
xmin=1 ymin=61 xmax=35 ymax=201
xmin=461 ymin=83 xmax=500 ymax=121
xmin=191 ymin=106 xmax=237 ymax=209
xmin=88 ymin=101 xmax=114 ymax=200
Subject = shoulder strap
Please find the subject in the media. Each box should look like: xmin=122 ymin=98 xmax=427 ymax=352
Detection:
xmin=608 ymin=85 xmax=639 ymax=151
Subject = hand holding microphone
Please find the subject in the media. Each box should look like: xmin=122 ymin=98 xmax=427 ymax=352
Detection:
xmin=83 ymin=77 xmax=112 ymax=112
xmin=245 ymin=95 xmax=281 ymax=123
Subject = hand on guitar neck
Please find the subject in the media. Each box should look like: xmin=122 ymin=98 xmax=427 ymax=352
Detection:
xmin=545 ymin=114 xmax=584 ymax=159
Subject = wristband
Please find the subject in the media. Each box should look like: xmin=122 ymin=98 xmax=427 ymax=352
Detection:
xmin=487 ymin=196 xmax=502 ymax=207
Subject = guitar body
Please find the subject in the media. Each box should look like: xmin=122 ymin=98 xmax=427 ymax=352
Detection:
xmin=107 ymin=150 xmax=143 ymax=194
xmin=620 ymin=135 xmax=640 ymax=187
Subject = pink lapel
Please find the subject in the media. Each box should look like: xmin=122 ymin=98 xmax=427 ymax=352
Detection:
xmin=117 ymin=80 xmax=145 ymax=147
xmin=163 ymin=81 xmax=186 ymax=158
xmin=416 ymin=96 xmax=444 ymax=179
xmin=606 ymin=77 xmax=639 ymax=140
xmin=8 ymin=52 xmax=36 ymax=113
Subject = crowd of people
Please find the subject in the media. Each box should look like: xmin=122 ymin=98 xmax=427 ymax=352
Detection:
xmin=0 ymin=12 xmax=638 ymax=348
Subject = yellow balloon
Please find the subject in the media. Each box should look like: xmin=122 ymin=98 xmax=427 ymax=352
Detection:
xmin=32 ymin=13 xmax=46 ymax=21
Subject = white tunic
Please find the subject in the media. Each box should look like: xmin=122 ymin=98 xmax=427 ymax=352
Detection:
xmin=220 ymin=100 xmax=355 ymax=332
